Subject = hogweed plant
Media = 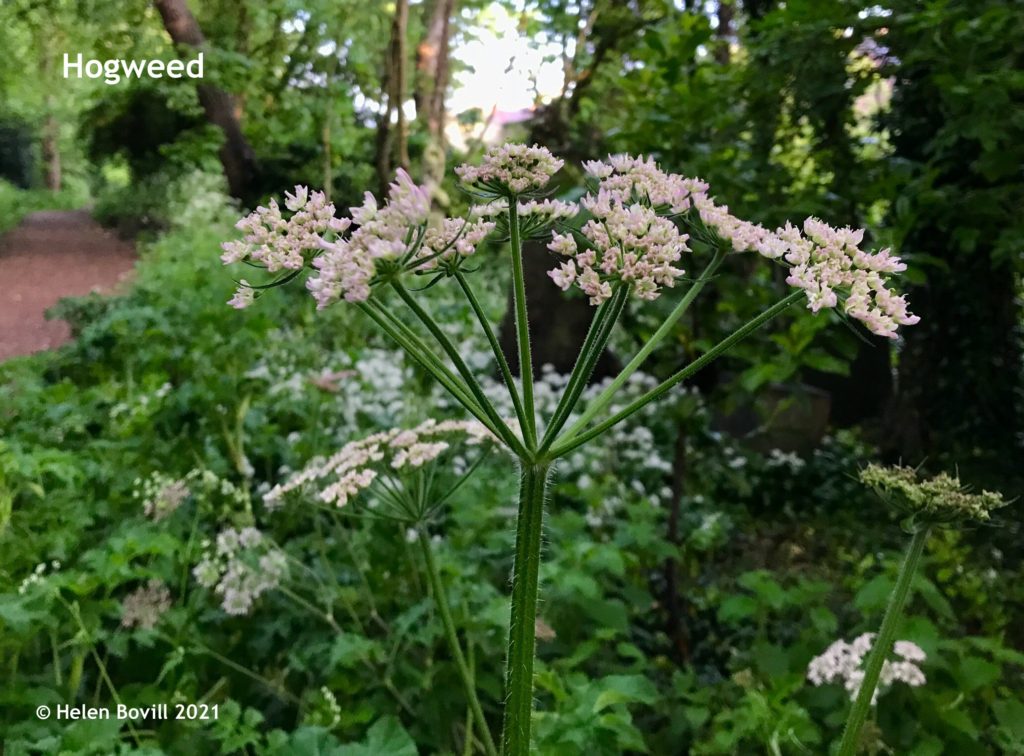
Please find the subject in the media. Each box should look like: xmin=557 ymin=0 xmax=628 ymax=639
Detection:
xmin=831 ymin=464 xmax=1007 ymax=755
xmin=220 ymin=144 xmax=920 ymax=753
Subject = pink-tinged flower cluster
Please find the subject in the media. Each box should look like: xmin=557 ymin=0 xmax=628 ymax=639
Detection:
xmin=779 ymin=218 xmax=919 ymax=338
xmin=263 ymin=419 xmax=494 ymax=509
xmin=307 ymin=169 xmax=431 ymax=307
xmin=574 ymin=153 xmax=918 ymax=336
xmin=121 ymin=579 xmax=172 ymax=630
xmin=548 ymin=200 xmax=690 ymax=305
xmin=456 ymin=143 xmax=564 ymax=194
xmin=807 ymin=633 xmax=927 ymax=703
xmin=692 ymin=194 xmax=776 ymax=254
xmin=582 ymin=155 xmax=709 ymax=213
xmin=221 ymin=187 xmax=348 ymax=308
xmin=692 ymin=188 xmax=917 ymax=337
xmin=415 ymin=217 xmax=496 ymax=271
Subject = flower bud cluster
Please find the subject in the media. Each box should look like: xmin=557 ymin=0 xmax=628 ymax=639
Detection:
xmin=456 ymin=143 xmax=564 ymax=195
xmin=193 ymin=526 xmax=288 ymax=616
xmin=859 ymin=464 xmax=1006 ymax=525
xmin=581 ymin=155 xmax=709 ymax=212
xmin=807 ymin=633 xmax=927 ymax=703
xmin=415 ymin=217 xmax=497 ymax=271
xmin=121 ymin=579 xmax=172 ymax=630
xmin=309 ymin=169 xmax=431 ymax=306
xmin=264 ymin=419 xmax=493 ymax=509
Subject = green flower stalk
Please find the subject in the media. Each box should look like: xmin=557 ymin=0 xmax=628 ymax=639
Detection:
xmin=221 ymin=144 xmax=922 ymax=753
xmin=837 ymin=465 xmax=1006 ymax=756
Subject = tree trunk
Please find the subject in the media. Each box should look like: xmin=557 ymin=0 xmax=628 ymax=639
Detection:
xmin=38 ymin=41 xmax=61 ymax=191
xmin=714 ymin=0 xmax=735 ymax=65
xmin=394 ymin=0 xmax=410 ymax=172
xmin=153 ymin=0 xmax=258 ymax=201
xmin=376 ymin=0 xmax=410 ymax=193
xmin=415 ymin=0 xmax=456 ymax=202
xmin=41 ymin=113 xmax=61 ymax=192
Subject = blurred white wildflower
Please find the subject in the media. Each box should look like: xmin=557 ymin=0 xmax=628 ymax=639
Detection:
xmin=136 ymin=473 xmax=190 ymax=521
xmin=807 ymin=633 xmax=926 ymax=703
xmin=193 ymin=527 xmax=288 ymax=616
xmin=18 ymin=561 xmax=60 ymax=595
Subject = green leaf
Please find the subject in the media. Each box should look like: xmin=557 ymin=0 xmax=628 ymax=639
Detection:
xmin=717 ymin=595 xmax=758 ymax=624
xmin=329 ymin=633 xmax=379 ymax=670
xmin=955 ymin=656 xmax=1000 ymax=692
xmin=853 ymin=574 xmax=893 ymax=614
xmin=339 ymin=716 xmax=417 ymax=756
xmin=592 ymin=674 xmax=659 ymax=713
xmin=993 ymin=698 xmax=1024 ymax=739
xmin=584 ymin=598 xmax=629 ymax=633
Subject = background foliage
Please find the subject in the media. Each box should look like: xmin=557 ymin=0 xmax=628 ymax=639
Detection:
xmin=0 ymin=0 xmax=1021 ymax=753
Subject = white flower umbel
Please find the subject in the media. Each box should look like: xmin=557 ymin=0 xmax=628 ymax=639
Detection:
xmin=456 ymin=143 xmax=564 ymax=196
xmin=549 ymin=199 xmax=690 ymax=304
xmin=807 ymin=632 xmax=927 ymax=704
xmin=193 ymin=526 xmax=288 ymax=616
xmin=263 ymin=418 xmax=495 ymax=511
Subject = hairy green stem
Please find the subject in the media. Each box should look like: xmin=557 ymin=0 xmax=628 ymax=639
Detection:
xmin=453 ymin=268 xmax=531 ymax=442
xmin=508 ymin=201 xmax=537 ymax=449
xmin=556 ymin=248 xmax=726 ymax=444
xmin=550 ymin=290 xmax=803 ymax=457
xmin=502 ymin=462 xmax=550 ymax=755
xmin=838 ymin=527 xmax=929 ymax=756
xmin=418 ymin=531 xmax=499 ymax=756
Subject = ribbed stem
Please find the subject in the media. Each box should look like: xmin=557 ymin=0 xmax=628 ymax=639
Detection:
xmin=508 ymin=201 xmax=537 ymax=449
xmin=501 ymin=462 xmax=550 ymax=755
xmin=837 ymin=527 xmax=930 ymax=756
xmin=419 ymin=531 xmax=498 ymax=756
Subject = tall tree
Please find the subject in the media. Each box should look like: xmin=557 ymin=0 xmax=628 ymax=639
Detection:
xmin=415 ymin=0 xmax=456 ymax=201
xmin=375 ymin=0 xmax=411 ymax=194
xmin=153 ymin=0 xmax=258 ymax=200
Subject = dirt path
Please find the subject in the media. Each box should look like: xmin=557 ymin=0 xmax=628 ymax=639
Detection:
xmin=0 ymin=210 xmax=136 ymax=361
